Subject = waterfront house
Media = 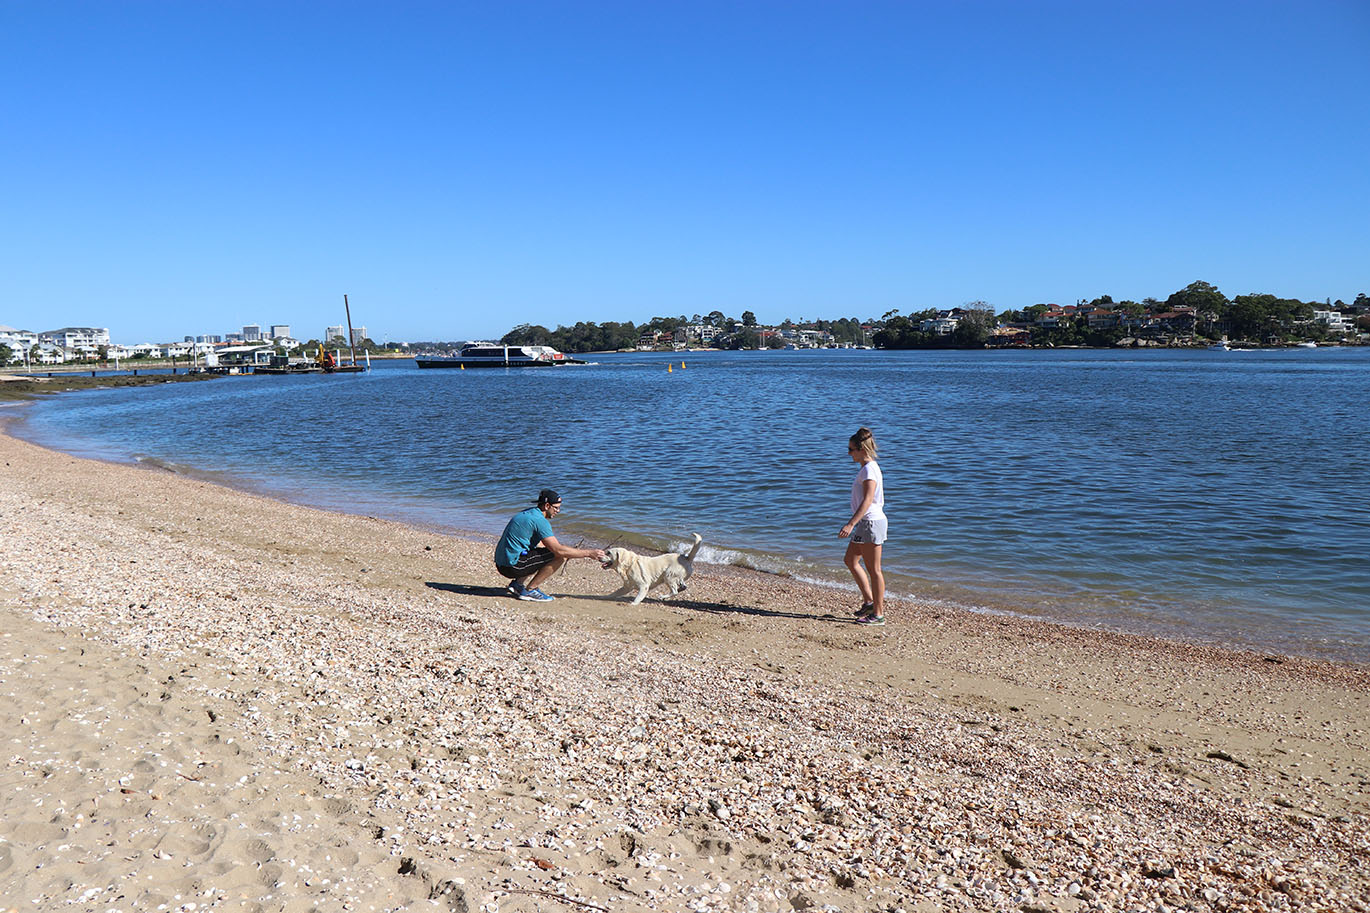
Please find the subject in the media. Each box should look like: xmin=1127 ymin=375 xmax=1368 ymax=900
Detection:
xmin=1086 ymin=308 xmax=1119 ymax=329
xmin=987 ymin=327 xmax=1031 ymax=347
xmin=921 ymin=309 xmax=964 ymax=336
xmin=1153 ymin=310 xmax=1197 ymax=334
xmin=1313 ymin=310 xmax=1348 ymax=334
xmin=40 ymin=327 xmax=110 ymax=351
xmin=216 ymin=344 xmax=276 ymax=367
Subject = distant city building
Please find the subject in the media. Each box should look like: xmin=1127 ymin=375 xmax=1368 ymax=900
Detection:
xmin=196 ymin=334 xmax=222 ymax=344
xmin=270 ymin=324 xmax=290 ymax=339
xmin=225 ymin=333 xmax=245 ymax=344
xmin=243 ymin=324 xmax=262 ymax=341
xmin=325 ymin=325 xmax=345 ymax=342
xmin=184 ymin=335 xmax=195 ymax=343
xmin=40 ymin=327 xmax=111 ymax=351
xmin=350 ymin=326 xmax=368 ymax=345
xmin=0 ymin=325 xmax=40 ymax=362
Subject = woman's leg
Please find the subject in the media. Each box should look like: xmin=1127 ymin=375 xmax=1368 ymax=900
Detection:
xmin=844 ymin=540 xmax=873 ymax=604
xmin=861 ymin=542 xmax=884 ymax=616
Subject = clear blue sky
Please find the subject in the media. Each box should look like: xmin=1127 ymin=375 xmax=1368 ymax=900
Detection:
xmin=2 ymin=1 xmax=1366 ymax=344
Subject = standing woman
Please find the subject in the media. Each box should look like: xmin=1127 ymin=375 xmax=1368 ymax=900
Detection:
xmin=839 ymin=427 xmax=887 ymax=625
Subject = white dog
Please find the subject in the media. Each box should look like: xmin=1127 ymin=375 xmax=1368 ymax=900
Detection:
xmin=601 ymin=534 xmax=703 ymax=604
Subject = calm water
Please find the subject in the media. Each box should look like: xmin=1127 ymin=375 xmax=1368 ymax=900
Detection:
xmin=12 ymin=348 xmax=1370 ymax=662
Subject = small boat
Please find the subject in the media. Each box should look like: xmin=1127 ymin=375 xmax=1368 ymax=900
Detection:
xmin=1209 ymin=340 xmax=1230 ymax=351
xmin=415 ymin=342 xmax=586 ymax=368
xmin=1295 ymin=341 xmax=1318 ymax=348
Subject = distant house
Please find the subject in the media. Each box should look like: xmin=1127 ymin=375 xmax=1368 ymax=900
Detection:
xmin=920 ymin=310 xmax=962 ymax=335
xmin=1086 ymin=309 xmax=1119 ymax=329
xmin=1313 ymin=310 xmax=1348 ymax=333
xmin=216 ymin=344 xmax=276 ymax=366
xmin=0 ymin=326 xmax=40 ymax=358
xmin=40 ymin=326 xmax=110 ymax=350
xmin=987 ymin=327 xmax=1031 ymax=347
xmin=686 ymin=323 xmax=718 ymax=345
xmin=1152 ymin=310 xmax=1197 ymax=334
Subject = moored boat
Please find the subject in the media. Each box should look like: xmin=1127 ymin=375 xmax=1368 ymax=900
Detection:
xmin=415 ymin=342 xmax=586 ymax=368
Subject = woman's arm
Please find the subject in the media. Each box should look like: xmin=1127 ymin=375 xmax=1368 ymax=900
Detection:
xmin=839 ymin=478 xmax=878 ymax=538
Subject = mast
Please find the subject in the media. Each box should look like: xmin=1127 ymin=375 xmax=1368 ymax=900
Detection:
xmin=343 ymin=294 xmax=358 ymax=367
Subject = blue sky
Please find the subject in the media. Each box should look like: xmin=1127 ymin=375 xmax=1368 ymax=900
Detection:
xmin=2 ymin=1 xmax=1366 ymax=344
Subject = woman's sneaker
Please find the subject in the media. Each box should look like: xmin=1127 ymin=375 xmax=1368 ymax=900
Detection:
xmin=518 ymin=587 xmax=555 ymax=602
xmin=854 ymin=602 xmax=875 ymax=618
xmin=855 ymin=614 xmax=885 ymax=626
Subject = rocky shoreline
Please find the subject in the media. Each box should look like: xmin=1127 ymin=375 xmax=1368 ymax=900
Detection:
xmin=1 ymin=423 xmax=1366 ymax=912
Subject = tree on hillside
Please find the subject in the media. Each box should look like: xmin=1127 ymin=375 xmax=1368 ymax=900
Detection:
xmin=501 ymin=324 xmax=553 ymax=346
xmin=741 ymin=310 xmax=757 ymax=327
xmin=1166 ymin=280 xmax=1228 ymax=315
xmin=1226 ymin=294 xmax=1312 ymax=340
xmin=952 ymin=306 xmax=994 ymax=346
xmin=726 ymin=327 xmax=760 ymax=349
xmin=0 ymin=344 xmax=12 ymax=366
xmin=646 ymin=315 xmax=686 ymax=333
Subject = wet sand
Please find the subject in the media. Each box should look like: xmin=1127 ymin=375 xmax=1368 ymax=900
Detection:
xmin=1 ymin=421 xmax=1366 ymax=912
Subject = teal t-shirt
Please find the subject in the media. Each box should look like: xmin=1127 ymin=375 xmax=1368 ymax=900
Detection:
xmin=494 ymin=507 xmax=554 ymax=567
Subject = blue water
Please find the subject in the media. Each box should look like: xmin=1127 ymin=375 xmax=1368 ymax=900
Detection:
xmin=11 ymin=348 xmax=1370 ymax=663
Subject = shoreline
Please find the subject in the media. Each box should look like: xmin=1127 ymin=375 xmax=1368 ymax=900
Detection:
xmin=2 ymin=421 xmax=1368 ymax=910
xmin=6 ymin=390 xmax=1366 ymax=667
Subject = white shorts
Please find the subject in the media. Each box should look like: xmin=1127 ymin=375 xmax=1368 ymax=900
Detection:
xmin=851 ymin=516 xmax=887 ymax=545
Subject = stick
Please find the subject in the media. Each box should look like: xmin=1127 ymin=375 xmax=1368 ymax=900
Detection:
xmin=501 ymin=888 xmax=608 ymax=911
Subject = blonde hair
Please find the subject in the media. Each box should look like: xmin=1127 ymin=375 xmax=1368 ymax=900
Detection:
xmin=849 ymin=426 xmax=878 ymax=458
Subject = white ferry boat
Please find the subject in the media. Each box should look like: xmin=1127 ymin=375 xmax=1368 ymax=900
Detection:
xmin=414 ymin=342 xmax=586 ymax=368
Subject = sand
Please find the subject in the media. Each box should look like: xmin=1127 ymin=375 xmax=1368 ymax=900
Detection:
xmin=0 ymin=418 xmax=1366 ymax=912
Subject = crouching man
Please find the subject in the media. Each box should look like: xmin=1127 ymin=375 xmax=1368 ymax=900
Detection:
xmin=494 ymin=489 xmax=606 ymax=602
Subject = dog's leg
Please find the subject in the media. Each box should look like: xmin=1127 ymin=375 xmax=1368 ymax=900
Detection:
xmin=631 ymin=583 xmax=650 ymax=605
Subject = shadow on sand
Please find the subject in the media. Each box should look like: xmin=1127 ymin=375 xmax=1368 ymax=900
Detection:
xmin=425 ymin=582 xmax=511 ymax=599
xmin=578 ymin=592 xmax=851 ymax=623
xmin=425 ymin=581 xmax=854 ymax=624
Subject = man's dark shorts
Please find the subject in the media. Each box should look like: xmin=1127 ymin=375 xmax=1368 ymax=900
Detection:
xmin=496 ymin=547 xmax=556 ymax=580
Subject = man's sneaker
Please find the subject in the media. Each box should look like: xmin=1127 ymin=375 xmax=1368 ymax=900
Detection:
xmin=518 ymin=587 xmax=555 ymax=602
xmin=507 ymin=582 xmax=526 ymax=598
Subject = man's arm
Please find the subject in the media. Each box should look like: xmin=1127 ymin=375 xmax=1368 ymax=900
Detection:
xmin=540 ymin=535 xmax=607 ymax=562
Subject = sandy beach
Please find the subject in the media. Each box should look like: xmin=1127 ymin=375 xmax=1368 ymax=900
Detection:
xmin=1 ymin=418 xmax=1367 ymax=913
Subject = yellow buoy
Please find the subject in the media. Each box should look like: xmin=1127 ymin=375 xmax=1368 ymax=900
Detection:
xmin=667 ymin=363 xmax=673 ymax=373
xmin=460 ymin=363 xmax=465 ymax=370
xmin=681 ymin=361 xmax=686 ymax=369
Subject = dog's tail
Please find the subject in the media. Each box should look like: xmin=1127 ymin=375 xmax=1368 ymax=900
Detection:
xmin=685 ymin=532 xmax=703 ymax=561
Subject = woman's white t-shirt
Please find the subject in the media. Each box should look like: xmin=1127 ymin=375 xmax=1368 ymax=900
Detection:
xmin=851 ymin=460 xmax=885 ymax=519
